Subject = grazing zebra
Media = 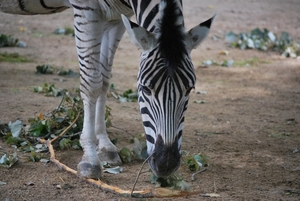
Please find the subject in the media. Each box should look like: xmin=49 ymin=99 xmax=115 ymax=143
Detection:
xmin=0 ymin=0 xmax=214 ymax=179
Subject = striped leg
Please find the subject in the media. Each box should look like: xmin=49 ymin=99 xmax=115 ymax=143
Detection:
xmin=95 ymin=21 xmax=125 ymax=165
xmin=72 ymin=4 xmax=124 ymax=179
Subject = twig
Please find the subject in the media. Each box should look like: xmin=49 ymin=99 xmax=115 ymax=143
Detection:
xmin=40 ymin=111 xmax=203 ymax=198
xmin=191 ymin=168 xmax=207 ymax=181
xmin=61 ymin=131 xmax=82 ymax=138
xmin=48 ymin=95 xmax=65 ymax=117
xmin=49 ymin=110 xmax=81 ymax=144
xmin=109 ymin=125 xmax=135 ymax=138
xmin=131 ymin=152 xmax=154 ymax=197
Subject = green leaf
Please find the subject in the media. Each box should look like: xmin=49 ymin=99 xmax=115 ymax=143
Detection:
xmin=53 ymin=27 xmax=75 ymax=36
xmin=0 ymin=34 xmax=18 ymax=47
xmin=103 ymin=166 xmax=123 ymax=174
xmin=119 ymin=147 xmax=132 ymax=163
xmin=0 ymin=52 xmax=31 ymax=63
xmin=36 ymin=64 xmax=54 ymax=74
xmin=226 ymin=28 xmax=300 ymax=57
xmin=59 ymin=138 xmax=71 ymax=150
xmin=150 ymin=173 xmax=191 ymax=190
xmin=28 ymin=121 xmax=48 ymax=137
xmin=8 ymin=120 xmax=23 ymax=138
xmin=175 ymin=179 xmax=191 ymax=191
xmin=27 ymin=151 xmax=43 ymax=162
xmin=0 ymin=181 xmax=7 ymax=186
xmin=0 ymin=153 xmax=18 ymax=168
xmin=184 ymin=152 xmax=209 ymax=172
xmin=132 ymin=138 xmax=147 ymax=160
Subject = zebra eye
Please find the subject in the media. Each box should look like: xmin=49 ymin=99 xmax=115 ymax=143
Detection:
xmin=140 ymin=85 xmax=152 ymax=95
xmin=185 ymin=87 xmax=193 ymax=96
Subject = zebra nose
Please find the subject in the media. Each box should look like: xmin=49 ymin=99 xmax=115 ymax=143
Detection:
xmin=148 ymin=135 xmax=181 ymax=177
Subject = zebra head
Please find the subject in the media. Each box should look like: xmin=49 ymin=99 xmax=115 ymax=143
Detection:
xmin=122 ymin=1 xmax=214 ymax=178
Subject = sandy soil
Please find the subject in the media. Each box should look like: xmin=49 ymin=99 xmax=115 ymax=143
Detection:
xmin=0 ymin=0 xmax=299 ymax=200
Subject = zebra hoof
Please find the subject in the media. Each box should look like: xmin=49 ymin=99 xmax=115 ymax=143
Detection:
xmin=98 ymin=151 xmax=122 ymax=166
xmin=77 ymin=161 xmax=102 ymax=179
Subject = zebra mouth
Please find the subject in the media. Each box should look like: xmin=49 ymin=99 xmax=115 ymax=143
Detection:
xmin=148 ymin=135 xmax=181 ymax=178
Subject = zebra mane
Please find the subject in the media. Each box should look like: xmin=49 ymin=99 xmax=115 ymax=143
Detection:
xmin=156 ymin=0 xmax=186 ymax=76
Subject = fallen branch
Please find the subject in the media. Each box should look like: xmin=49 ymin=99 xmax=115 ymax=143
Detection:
xmin=40 ymin=112 xmax=202 ymax=198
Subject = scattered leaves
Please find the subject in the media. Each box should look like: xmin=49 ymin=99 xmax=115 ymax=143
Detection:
xmin=33 ymin=83 xmax=65 ymax=97
xmin=202 ymin=59 xmax=234 ymax=67
xmin=0 ymin=153 xmax=18 ymax=168
xmin=182 ymin=152 xmax=209 ymax=172
xmin=26 ymin=151 xmax=44 ymax=162
xmin=8 ymin=120 xmax=23 ymax=138
xmin=0 ymin=52 xmax=31 ymax=63
xmin=150 ymin=174 xmax=191 ymax=191
xmin=109 ymin=84 xmax=138 ymax=102
xmin=0 ymin=34 xmax=18 ymax=47
xmin=36 ymin=64 xmax=79 ymax=77
xmin=24 ymin=181 xmax=35 ymax=186
xmin=132 ymin=137 xmax=147 ymax=160
xmin=103 ymin=166 xmax=123 ymax=174
xmin=53 ymin=28 xmax=75 ymax=36
xmin=200 ymin=193 xmax=221 ymax=198
xmin=194 ymin=100 xmax=206 ymax=104
xmin=226 ymin=28 xmax=300 ymax=58
xmin=119 ymin=147 xmax=132 ymax=163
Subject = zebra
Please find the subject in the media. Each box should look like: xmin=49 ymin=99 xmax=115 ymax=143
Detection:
xmin=0 ymin=0 xmax=214 ymax=179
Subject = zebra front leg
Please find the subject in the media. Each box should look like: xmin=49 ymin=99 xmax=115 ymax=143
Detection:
xmin=71 ymin=2 xmax=105 ymax=179
xmin=95 ymin=20 xmax=127 ymax=166
xmin=77 ymin=96 xmax=102 ymax=179
xmin=95 ymin=82 xmax=122 ymax=166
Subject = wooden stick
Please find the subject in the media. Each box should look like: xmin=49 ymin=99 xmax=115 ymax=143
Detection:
xmin=50 ymin=111 xmax=82 ymax=144
xmin=131 ymin=152 xmax=154 ymax=196
xmin=40 ymin=111 xmax=202 ymax=198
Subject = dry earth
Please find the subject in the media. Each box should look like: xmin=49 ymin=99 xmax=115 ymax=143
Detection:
xmin=0 ymin=0 xmax=299 ymax=200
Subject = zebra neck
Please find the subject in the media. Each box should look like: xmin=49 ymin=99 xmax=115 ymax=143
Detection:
xmin=130 ymin=0 xmax=160 ymax=32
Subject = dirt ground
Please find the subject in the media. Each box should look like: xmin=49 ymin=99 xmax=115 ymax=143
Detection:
xmin=0 ymin=0 xmax=300 ymax=200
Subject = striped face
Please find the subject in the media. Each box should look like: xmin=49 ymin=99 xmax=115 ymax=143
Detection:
xmin=122 ymin=0 xmax=214 ymax=178
xmin=138 ymin=47 xmax=196 ymax=177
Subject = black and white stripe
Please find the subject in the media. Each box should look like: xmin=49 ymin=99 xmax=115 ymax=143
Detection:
xmin=1 ymin=0 xmax=214 ymax=178
xmin=132 ymin=0 xmax=195 ymax=153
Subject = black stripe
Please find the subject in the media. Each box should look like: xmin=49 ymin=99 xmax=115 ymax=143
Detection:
xmin=72 ymin=4 xmax=94 ymax=11
xmin=74 ymin=13 xmax=83 ymax=18
xmin=103 ymin=0 xmax=111 ymax=8
xmin=120 ymin=0 xmax=132 ymax=9
xmin=18 ymin=0 xmax=35 ymax=14
xmin=200 ymin=16 xmax=214 ymax=28
xmin=40 ymin=0 xmax=65 ymax=10
xmin=74 ymin=25 xmax=84 ymax=33
xmin=75 ymin=35 xmax=96 ymax=43
xmin=80 ymin=74 xmax=91 ymax=87
xmin=138 ymin=1 xmax=151 ymax=24
xmin=142 ymin=4 xmax=159 ymax=29
xmin=141 ymin=107 xmax=153 ymax=119
xmin=18 ymin=0 xmax=25 ymax=11
xmin=146 ymin=134 xmax=155 ymax=144
xmin=143 ymin=121 xmax=156 ymax=133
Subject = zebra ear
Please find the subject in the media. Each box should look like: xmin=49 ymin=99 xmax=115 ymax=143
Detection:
xmin=121 ymin=14 xmax=157 ymax=51
xmin=185 ymin=14 xmax=216 ymax=51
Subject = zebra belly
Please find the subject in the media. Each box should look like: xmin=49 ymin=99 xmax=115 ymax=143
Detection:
xmin=70 ymin=0 xmax=133 ymax=21
xmin=0 ymin=0 xmax=71 ymax=15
